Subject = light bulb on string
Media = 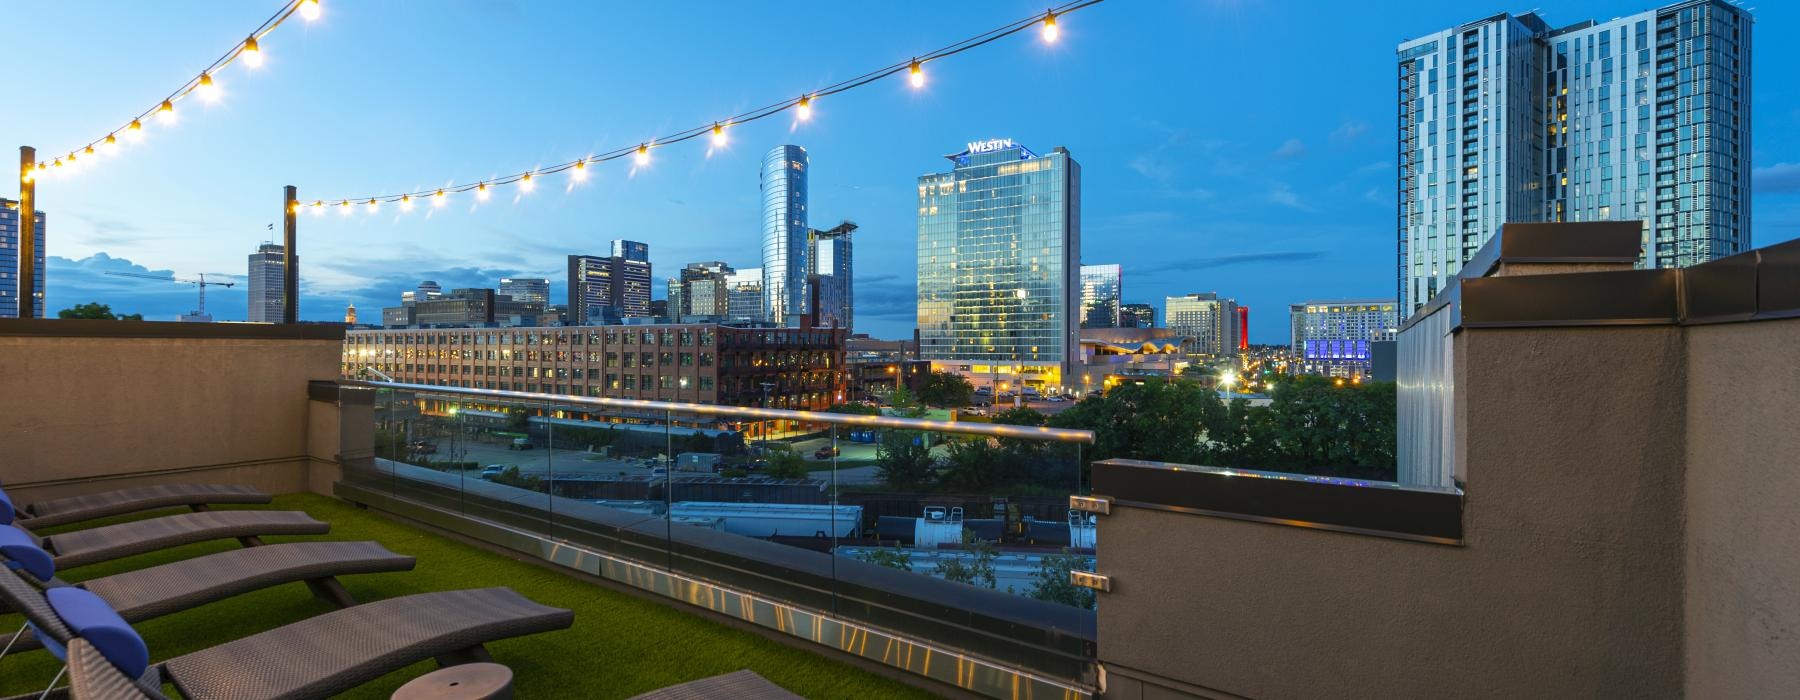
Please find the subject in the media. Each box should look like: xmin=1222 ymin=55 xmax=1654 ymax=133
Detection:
xmin=366 ymin=198 xmax=379 ymax=214
xmin=910 ymin=60 xmax=924 ymax=89
xmin=796 ymin=95 xmax=813 ymax=121
xmin=338 ymin=200 xmax=353 ymax=216
xmin=711 ymin=123 xmax=728 ymax=148
xmin=1042 ymin=11 xmax=1058 ymax=42
xmin=476 ymin=183 xmax=491 ymax=201
xmin=241 ymin=36 xmax=263 ymax=68
xmin=433 ymin=189 xmax=447 ymax=207
xmin=126 ymin=120 xmax=145 ymax=142
xmin=157 ymin=100 xmax=177 ymax=126
xmin=298 ymin=0 xmax=321 ymax=22
xmin=571 ymin=160 xmax=588 ymax=182
xmin=101 ymin=134 xmax=118 ymax=155
xmin=519 ymin=173 xmax=535 ymax=192
xmin=197 ymin=73 xmax=220 ymax=103
xmin=635 ymin=144 xmax=651 ymax=166
xmin=399 ymin=195 xmax=414 ymax=212
xmin=310 ymin=200 xmax=325 ymax=216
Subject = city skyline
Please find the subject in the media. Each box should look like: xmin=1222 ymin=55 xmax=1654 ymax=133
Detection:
xmin=9 ymin=1 xmax=1800 ymax=341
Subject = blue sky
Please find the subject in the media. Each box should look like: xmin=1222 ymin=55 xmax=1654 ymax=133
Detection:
xmin=8 ymin=0 xmax=1798 ymax=341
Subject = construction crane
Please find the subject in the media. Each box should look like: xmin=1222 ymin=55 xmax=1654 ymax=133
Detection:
xmin=104 ymin=271 xmax=236 ymax=320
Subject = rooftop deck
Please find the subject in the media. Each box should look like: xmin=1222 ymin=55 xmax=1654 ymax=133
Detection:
xmin=0 ymin=494 xmax=933 ymax=699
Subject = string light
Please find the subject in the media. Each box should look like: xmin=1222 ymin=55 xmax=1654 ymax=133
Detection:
xmin=101 ymin=134 xmax=118 ymax=155
xmin=433 ymin=189 xmax=448 ymax=207
xmin=338 ymin=199 xmax=353 ymax=216
xmin=400 ymin=195 xmax=414 ymax=211
xmin=197 ymin=73 xmax=220 ymax=102
xmin=366 ymin=198 xmax=380 ymax=213
xmin=312 ymin=1 xmax=1101 ymax=210
xmin=31 ymin=0 xmax=313 ymax=177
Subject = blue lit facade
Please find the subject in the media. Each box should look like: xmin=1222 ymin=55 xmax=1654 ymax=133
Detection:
xmin=917 ymin=141 xmax=1080 ymax=391
xmin=1397 ymin=1 xmax=1751 ymax=315
xmin=760 ymin=145 xmax=808 ymax=325
xmin=1289 ymin=299 xmax=1398 ymax=378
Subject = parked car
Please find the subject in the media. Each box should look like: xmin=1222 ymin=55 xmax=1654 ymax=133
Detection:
xmin=813 ymin=446 xmax=840 ymax=459
xmin=1045 ymin=396 xmax=1067 ymax=403
xmin=508 ymin=437 xmax=534 ymax=451
xmin=409 ymin=441 xmax=438 ymax=455
xmin=479 ymin=465 xmax=506 ymax=479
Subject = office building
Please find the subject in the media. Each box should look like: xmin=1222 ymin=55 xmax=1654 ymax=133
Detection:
xmin=400 ymin=281 xmax=443 ymax=307
xmin=498 ymin=278 xmax=550 ymax=311
xmin=1079 ymin=264 xmax=1123 ymax=328
xmin=918 ymin=139 xmax=1080 ymax=391
xmin=810 ymin=222 xmax=855 ymax=331
xmin=1120 ymin=302 xmax=1155 ymax=328
xmin=664 ymin=277 xmax=685 ymax=320
xmin=1289 ymin=299 xmax=1399 ymax=378
xmin=0 ymin=199 xmax=45 ymax=318
xmin=1165 ymin=292 xmax=1238 ymax=357
xmin=568 ymin=242 xmax=652 ymax=325
xmin=761 ymin=145 xmax=809 ymax=325
xmin=667 ymin=261 xmax=734 ymax=320
xmin=246 ymin=243 xmax=287 ymax=323
xmin=344 ymin=302 xmax=357 ymax=325
xmin=1397 ymin=2 xmax=1752 ymax=314
xmin=342 ymin=323 xmax=846 ymax=412
xmin=726 ymin=267 xmax=764 ymax=322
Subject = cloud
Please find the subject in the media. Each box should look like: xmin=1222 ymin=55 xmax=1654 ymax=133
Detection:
xmin=1271 ymin=139 xmax=1307 ymax=160
xmin=1352 ymin=160 xmax=1392 ymax=175
xmin=1331 ymin=120 xmax=1370 ymax=144
xmin=1265 ymin=182 xmax=1312 ymax=211
xmin=45 ymin=252 xmax=243 ymax=321
xmin=1137 ymin=251 xmax=1329 ymax=275
xmin=855 ymin=274 xmax=916 ymax=322
xmin=1754 ymin=163 xmax=1800 ymax=193
xmin=1128 ymin=155 xmax=1175 ymax=182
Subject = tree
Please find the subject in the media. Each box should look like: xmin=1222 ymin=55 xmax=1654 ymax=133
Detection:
xmin=506 ymin=407 xmax=530 ymax=431
xmin=491 ymin=466 xmax=544 ymax=492
xmin=933 ymin=535 xmax=997 ymax=589
xmin=885 ymin=386 xmax=929 ymax=418
xmin=875 ymin=430 xmax=935 ymax=488
xmin=916 ymin=370 xmax=974 ymax=408
xmin=1027 ymin=552 xmax=1097 ymax=609
xmin=939 ymin=437 xmax=1021 ymax=492
xmin=58 ymin=302 xmax=142 ymax=321
xmin=990 ymin=406 xmax=1046 ymax=427
xmin=827 ymin=403 xmax=882 ymax=416
xmin=763 ymin=447 xmax=811 ymax=480
xmin=856 ymin=546 xmax=913 ymax=572
xmin=1049 ymin=378 xmax=1225 ymax=465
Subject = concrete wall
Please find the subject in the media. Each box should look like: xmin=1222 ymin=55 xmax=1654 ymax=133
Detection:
xmin=0 ymin=321 xmax=346 ymax=502
xmin=1099 ymin=325 xmax=1693 ymax=699
xmin=1682 ymin=320 xmax=1800 ymax=699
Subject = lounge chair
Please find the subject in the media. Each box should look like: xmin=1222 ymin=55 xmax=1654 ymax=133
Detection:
xmin=627 ymin=670 xmax=804 ymax=700
xmin=0 ymin=483 xmax=271 ymax=530
xmin=13 ymin=576 xmax=573 ymax=700
xmin=2 ymin=488 xmax=329 ymax=572
xmin=2 ymin=526 xmax=415 ymax=653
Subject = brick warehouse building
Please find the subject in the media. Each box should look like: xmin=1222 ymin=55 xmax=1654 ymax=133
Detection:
xmin=342 ymin=323 xmax=847 ymax=416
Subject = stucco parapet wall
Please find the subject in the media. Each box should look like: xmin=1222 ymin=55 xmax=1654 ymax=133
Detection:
xmin=1090 ymin=459 xmax=1464 ymax=545
xmin=0 ymin=318 xmax=347 ymax=340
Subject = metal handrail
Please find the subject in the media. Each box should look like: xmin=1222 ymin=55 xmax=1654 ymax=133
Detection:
xmin=344 ymin=379 xmax=1096 ymax=444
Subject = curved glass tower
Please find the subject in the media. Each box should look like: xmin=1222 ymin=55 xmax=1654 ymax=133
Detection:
xmin=760 ymin=145 xmax=808 ymax=324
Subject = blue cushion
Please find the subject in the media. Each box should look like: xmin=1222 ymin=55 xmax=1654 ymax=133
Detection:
xmin=0 ymin=484 xmax=15 ymax=525
xmin=46 ymin=587 xmax=149 ymax=679
xmin=0 ymin=524 xmax=54 ymax=581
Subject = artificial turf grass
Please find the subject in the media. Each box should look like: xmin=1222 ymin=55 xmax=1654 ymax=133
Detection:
xmin=0 ymin=493 xmax=938 ymax=699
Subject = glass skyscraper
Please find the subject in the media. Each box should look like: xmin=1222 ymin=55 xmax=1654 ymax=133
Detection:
xmin=0 ymin=200 xmax=46 ymax=319
xmin=809 ymin=222 xmax=855 ymax=332
xmin=1079 ymin=263 xmax=1122 ymax=328
xmin=497 ymin=278 xmax=549 ymax=311
xmin=917 ymin=140 xmax=1080 ymax=391
xmin=760 ymin=145 xmax=808 ymax=325
xmin=1397 ymin=1 xmax=1751 ymax=314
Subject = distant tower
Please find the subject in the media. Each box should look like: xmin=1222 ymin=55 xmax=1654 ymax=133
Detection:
xmin=246 ymin=243 xmax=287 ymax=323
xmin=345 ymin=302 xmax=357 ymax=325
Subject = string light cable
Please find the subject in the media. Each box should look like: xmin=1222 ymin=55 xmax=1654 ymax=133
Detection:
xmin=23 ymin=0 xmax=323 ymax=182
xmin=307 ymin=0 xmax=1101 ymax=213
